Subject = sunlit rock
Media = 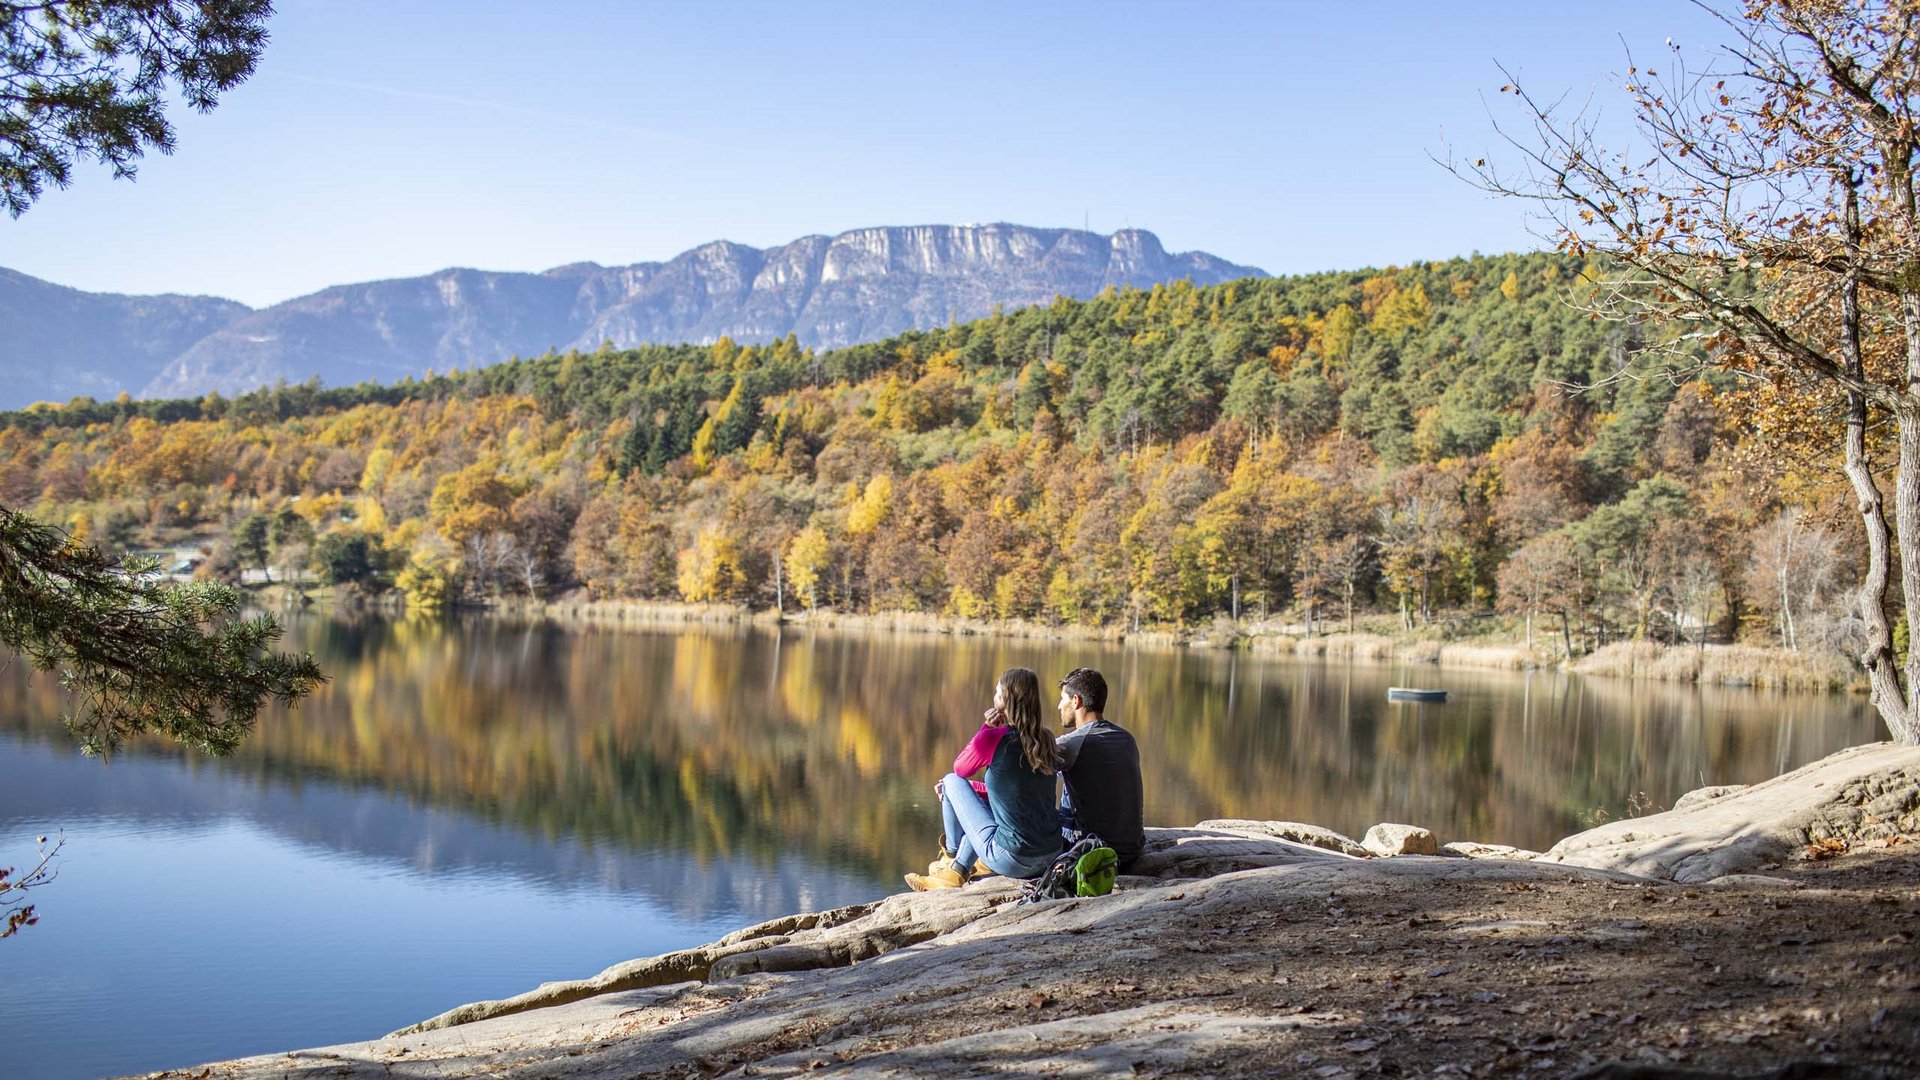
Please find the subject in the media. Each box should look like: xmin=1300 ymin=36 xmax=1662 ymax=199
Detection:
xmin=1362 ymin=823 xmax=1439 ymax=856
xmin=1541 ymin=742 xmax=1920 ymax=883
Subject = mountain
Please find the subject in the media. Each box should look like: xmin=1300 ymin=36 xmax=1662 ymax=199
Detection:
xmin=0 ymin=268 xmax=252 ymax=406
xmin=0 ymin=226 xmax=1266 ymax=407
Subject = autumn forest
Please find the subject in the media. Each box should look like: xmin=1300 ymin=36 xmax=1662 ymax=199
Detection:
xmin=0 ymin=251 xmax=1859 ymax=658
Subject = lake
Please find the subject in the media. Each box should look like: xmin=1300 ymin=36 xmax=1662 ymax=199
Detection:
xmin=0 ymin=615 xmax=1884 ymax=1078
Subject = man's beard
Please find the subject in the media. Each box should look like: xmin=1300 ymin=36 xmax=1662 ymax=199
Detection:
xmin=1057 ymin=703 xmax=1075 ymax=731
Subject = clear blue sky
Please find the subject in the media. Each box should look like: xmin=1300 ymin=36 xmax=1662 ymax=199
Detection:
xmin=1 ymin=1 xmax=1729 ymax=309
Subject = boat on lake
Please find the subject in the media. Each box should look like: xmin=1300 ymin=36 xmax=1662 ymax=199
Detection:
xmin=1387 ymin=687 xmax=1448 ymax=703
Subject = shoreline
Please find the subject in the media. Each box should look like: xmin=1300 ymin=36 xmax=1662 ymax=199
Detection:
xmin=146 ymin=743 xmax=1920 ymax=1080
xmin=421 ymin=594 xmax=1863 ymax=694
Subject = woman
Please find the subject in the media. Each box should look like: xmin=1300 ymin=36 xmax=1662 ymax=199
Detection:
xmin=905 ymin=667 xmax=1062 ymax=890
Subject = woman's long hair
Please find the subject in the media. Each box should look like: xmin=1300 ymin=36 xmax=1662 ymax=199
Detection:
xmin=998 ymin=667 xmax=1056 ymax=775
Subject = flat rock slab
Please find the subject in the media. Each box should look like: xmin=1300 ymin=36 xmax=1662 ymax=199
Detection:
xmin=133 ymin=744 xmax=1920 ymax=1080
xmin=391 ymin=824 xmax=1352 ymax=1036
xmin=1541 ymin=742 xmax=1920 ymax=883
xmin=1193 ymin=818 xmax=1371 ymax=857
xmin=138 ymin=857 xmax=1648 ymax=1080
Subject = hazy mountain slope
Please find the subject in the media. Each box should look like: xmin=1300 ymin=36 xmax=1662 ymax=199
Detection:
xmin=0 ymin=268 xmax=252 ymax=406
xmin=144 ymin=267 xmax=587 ymax=401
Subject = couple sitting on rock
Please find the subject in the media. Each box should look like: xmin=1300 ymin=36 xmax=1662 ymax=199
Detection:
xmin=904 ymin=666 xmax=1143 ymax=893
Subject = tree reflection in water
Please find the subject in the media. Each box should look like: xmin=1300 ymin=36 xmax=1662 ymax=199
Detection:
xmin=0 ymin=615 xmax=1884 ymax=869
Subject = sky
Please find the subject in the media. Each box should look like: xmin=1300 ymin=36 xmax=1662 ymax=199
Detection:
xmin=0 ymin=1 xmax=1733 ymax=309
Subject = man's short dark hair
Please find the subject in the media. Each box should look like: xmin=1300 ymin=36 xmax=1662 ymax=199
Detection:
xmin=1059 ymin=668 xmax=1107 ymax=714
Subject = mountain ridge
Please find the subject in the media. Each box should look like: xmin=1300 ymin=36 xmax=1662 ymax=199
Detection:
xmin=0 ymin=225 xmax=1264 ymax=408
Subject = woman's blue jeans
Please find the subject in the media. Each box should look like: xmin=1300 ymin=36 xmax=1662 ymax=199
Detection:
xmin=939 ymin=773 xmax=1053 ymax=879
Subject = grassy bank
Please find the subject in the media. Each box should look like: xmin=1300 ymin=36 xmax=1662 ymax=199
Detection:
xmin=484 ymin=595 xmax=1166 ymax=643
xmin=1566 ymin=640 xmax=1859 ymax=693
xmin=436 ymin=595 xmax=1867 ymax=693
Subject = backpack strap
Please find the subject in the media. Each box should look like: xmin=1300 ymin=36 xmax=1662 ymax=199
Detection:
xmin=1017 ymin=835 xmax=1109 ymax=905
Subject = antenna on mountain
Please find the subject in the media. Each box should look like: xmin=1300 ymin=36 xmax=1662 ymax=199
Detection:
xmin=1083 ymin=210 xmax=1089 ymax=234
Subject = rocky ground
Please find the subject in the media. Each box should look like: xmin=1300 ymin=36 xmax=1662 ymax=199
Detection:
xmin=139 ymin=745 xmax=1920 ymax=1080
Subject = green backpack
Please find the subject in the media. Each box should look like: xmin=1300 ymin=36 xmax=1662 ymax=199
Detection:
xmin=1074 ymin=845 xmax=1118 ymax=897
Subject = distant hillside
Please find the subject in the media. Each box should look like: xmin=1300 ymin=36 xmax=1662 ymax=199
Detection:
xmin=0 ymin=225 xmax=1264 ymax=407
xmin=0 ymin=268 xmax=251 ymax=407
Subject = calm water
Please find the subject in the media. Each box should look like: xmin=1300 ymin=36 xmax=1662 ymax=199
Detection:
xmin=0 ymin=616 xmax=1885 ymax=1078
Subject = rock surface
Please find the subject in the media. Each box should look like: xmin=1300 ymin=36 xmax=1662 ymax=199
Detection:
xmin=133 ymin=743 xmax=1920 ymax=1080
xmin=1441 ymin=840 xmax=1542 ymax=860
xmin=396 ymin=825 xmax=1353 ymax=1035
xmin=1673 ymin=783 xmax=1750 ymax=812
xmin=1541 ymin=742 xmax=1920 ymax=882
xmin=1194 ymin=818 xmax=1371 ymax=858
xmin=1362 ymin=822 xmax=1439 ymax=856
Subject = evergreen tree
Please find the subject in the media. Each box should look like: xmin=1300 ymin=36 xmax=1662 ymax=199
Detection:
xmin=0 ymin=0 xmax=273 ymax=216
xmin=0 ymin=507 xmax=322 ymax=755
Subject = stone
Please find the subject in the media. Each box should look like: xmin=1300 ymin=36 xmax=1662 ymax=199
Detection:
xmin=1363 ymin=823 xmax=1439 ymax=856
xmin=1702 ymin=874 xmax=1804 ymax=890
xmin=1441 ymin=841 xmax=1542 ymax=861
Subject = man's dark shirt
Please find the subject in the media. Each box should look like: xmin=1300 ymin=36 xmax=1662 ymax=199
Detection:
xmin=1054 ymin=717 xmax=1144 ymax=867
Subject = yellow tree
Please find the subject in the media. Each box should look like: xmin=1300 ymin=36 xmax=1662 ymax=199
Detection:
xmin=1318 ymin=303 xmax=1361 ymax=369
xmin=784 ymin=526 xmax=831 ymax=611
xmin=428 ymin=460 xmax=518 ymax=546
xmin=677 ymin=526 xmax=747 ymax=603
xmin=1368 ymin=283 xmax=1433 ymax=340
xmin=844 ymin=474 xmax=893 ymax=538
xmin=395 ymin=534 xmax=460 ymax=612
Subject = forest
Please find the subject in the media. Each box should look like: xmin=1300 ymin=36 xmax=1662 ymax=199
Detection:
xmin=0 ymin=251 xmax=1863 ymax=658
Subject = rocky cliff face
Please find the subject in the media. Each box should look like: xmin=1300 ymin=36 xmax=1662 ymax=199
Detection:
xmin=0 ymin=225 xmax=1261 ymax=404
xmin=0 ymin=268 xmax=252 ymax=406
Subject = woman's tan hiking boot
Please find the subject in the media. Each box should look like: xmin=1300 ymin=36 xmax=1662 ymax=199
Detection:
xmin=903 ymin=863 xmax=967 ymax=891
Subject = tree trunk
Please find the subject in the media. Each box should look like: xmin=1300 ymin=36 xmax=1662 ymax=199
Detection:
xmin=1837 ymin=174 xmax=1911 ymax=742
xmin=1524 ymin=607 xmax=1533 ymax=650
xmin=1778 ymin=555 xmax=1797 ymax=652
xmin=1895 ymin=402 xmax=1920 ymax=745
xmin=1560 ymin=610 xmax=1573 ymax=659
xmin=1231 ymin=573 xmax=1240 ymax=622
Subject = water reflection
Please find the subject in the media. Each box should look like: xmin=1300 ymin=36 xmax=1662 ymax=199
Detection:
xmin=0 ymin=618 xmax=1885 ymax=1078
xmin=0 ymin=616 xmax=1884 ymax=859
xmin=0 ymin=739 xmax=871 ymax=922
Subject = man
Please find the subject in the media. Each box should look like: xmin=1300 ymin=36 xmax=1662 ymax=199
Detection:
xmin=1053 ymin=667 xmax=1144 ymax=870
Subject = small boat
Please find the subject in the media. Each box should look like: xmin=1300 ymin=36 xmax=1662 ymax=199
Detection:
xmin=1387 ymin=687 xmax=1448 ymax=703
